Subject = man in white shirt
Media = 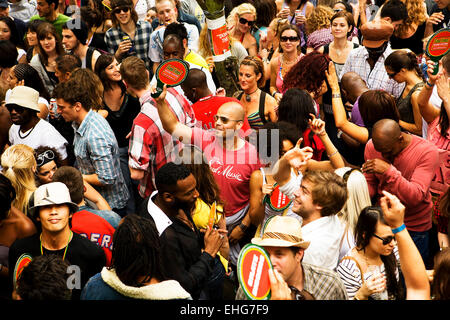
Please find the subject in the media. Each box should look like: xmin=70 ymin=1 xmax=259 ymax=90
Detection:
xmin=6 ymin=86 xmax=69 ymax=163
xmin=273 ymin=146 xmax=348 ymax=270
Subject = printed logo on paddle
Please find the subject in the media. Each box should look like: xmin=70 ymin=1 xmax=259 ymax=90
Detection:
xmin=237 ymin=244 xmax=272 ymax=300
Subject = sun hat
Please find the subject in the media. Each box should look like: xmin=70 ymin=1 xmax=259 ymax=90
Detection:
xmin=361 ymin=19 xmax=394 ymax=48
xmin=30 ymin=182 xmax=79 ymax=215
xmin=251 ymin=216 xmax=310 ymax=249
xmin=5 ymin=86 xmax=40 ymax=112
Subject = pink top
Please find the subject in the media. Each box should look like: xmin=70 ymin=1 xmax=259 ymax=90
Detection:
xmin=427 ymin=117 xmax=450 ymax=195
xmin=191 ymin=127 xmax=262 ymax=217
xmin=364 ymin=135 xmax=440 ymax=232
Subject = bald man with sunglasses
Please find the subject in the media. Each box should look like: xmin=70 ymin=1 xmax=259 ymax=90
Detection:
xmin=154 ymin=84 xmax=262 ymax=268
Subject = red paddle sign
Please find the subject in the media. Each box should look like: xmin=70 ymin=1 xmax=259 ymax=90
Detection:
xmin=425 ymin=28 xmax=450 ymax=74
xmin=264 ymin=183 xmax=292 ymax=212
xmin=13 ymin=253 xmax=32 ymax=289
xmin=152 ymin=58 xmax=189 ymax=98
xmin=237 ymin=244 xmax=272 ymax=300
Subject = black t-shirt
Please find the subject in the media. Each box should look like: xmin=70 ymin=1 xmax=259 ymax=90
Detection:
xmin=8 ymin=232 xmax=106 ymax=300
xmin=430 ymin=4 xmax=450 ymax=32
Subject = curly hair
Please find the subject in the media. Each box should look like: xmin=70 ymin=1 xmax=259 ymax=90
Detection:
xmin=282 ymin=51 xmax=330 ymax=98
xmin=305 ymin=5 xmax=334 ymax=35
xmin=394 ymin=0 xmax=427 ymax=37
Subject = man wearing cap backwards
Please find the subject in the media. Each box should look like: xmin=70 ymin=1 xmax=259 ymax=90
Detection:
xmin=340 ymin=19 xmax=406 ymax=99
xmin=5 ymin=85 xmax=69 ymax=163
xmin=61 ymin=19 xmax=101 ymax=71
xmin=8 ymin=182 xmax=106 ymax=300
xmin=236 ymin=216 xmax=348 ymax=300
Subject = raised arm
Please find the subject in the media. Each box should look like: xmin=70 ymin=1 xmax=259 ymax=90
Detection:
xmin=306 ymin=114 xmax=345 ymax=171
xmin=417 ymin=60 xmax=443 ymax=124
xmin=326 ymin=62 xmax=369 ymax=144
xmin=154 ymin=85 xmax=193 ymax=143
xmin=380 ymin=191 xmax=430 ymax=300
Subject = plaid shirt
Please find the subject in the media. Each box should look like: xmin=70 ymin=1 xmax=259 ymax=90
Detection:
xmin=128 ymin=89 xmax=196 ymax=198
xmin=73 ymin=110 xmax=129 ymax=210
xmin=339 ymin=43 xmax=405 ymax=98
xmin=104 ymin=20 xmax=153 ymax=69
xmin=235 ymin=262 xmax=348 ymax=300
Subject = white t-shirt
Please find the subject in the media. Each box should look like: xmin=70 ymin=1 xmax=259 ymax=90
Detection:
xmin=9 ymin=119 xmax=69 ymax=160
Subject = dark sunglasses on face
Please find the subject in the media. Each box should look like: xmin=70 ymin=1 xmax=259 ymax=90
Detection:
xmin=113 ymin=6 xmax=130 ymax=14
xmin=239 ymin=17 xmax=255 ymax=27
xmin=213 ymin=115 xmax=242 ymax=124
xmin=387 ymin=71 xmax=398 ymax=79
xmin=373 ymin=234 xmax=395 ymax=245
xmin=280 ymin=36 xmax=300 ymax=42
xmin=6 ymin=104 xmax=25 ymax=114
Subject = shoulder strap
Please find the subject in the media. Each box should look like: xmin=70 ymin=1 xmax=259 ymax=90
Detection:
xmin=259 ymin=91 xmax=267 ymax=124
xmin=340 ymin=256 xmax=364 ymax=283
xmin=86 ymin=47 xmax=94 ymax=70
xmin=323 ymin=43 xmax=330 ymax=54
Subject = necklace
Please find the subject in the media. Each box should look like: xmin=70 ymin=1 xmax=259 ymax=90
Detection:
xmin=245 ymin=88 xmax=259 ymax=102
xmin=40 ymin=230 xmax=73 ymax=260
xmin=18 ymin=122 xmax=38 ymax=139
xmin=333 ymin=41 xmax=349 ymax=57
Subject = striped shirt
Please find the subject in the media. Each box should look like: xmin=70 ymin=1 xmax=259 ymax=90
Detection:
xmin=339 ymin=43 xmax=405 ymax=98
xmin=104 ymin=20 xmax=153 ymax=69
xmin=128 ymin=89 xmax=196 ymax=198
xmin=235 ymin=262 xmax=348 ymax=300
xmin=336 ymin=247 xmax=400 ymax=300
xmin=72 ymin=110 xmax=129 ymax=210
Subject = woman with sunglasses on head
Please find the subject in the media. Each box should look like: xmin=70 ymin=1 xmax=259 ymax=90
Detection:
xmin=227 ymin=3 xmax=258 ymax=57
xmin=5 ymin=63 xmax=51 ymax=120
xmin=34 ymin=146 xmax=63 ymax=186
xmin=269 ymin=24 xmax=303 ymax=104
xmin=29 ymin=22 xmax=65 ymax=95
xmin=235 ymin=56 xmax=278 ymax=131
xmin=384 ymin=50 xmax=425 ymax=136
xmin=337 ymin=206 xmax=404 ymax=300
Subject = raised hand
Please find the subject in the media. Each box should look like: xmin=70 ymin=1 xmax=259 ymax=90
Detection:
xmin=308 ymin=113 xmax=326 ymax=136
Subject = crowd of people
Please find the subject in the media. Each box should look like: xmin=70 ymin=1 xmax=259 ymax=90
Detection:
xmin=0 ymin=0 xmax=449 ymax=302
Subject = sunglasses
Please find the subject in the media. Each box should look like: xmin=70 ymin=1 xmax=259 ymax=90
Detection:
xmin=113 ymin=6 xmax=130 ymax=14
xmin=36 ymin=150 xmax=55 ymax=167
xmin=280 ymin=36 xmax=299 ymax=42
xmin=373 ymin=234 xmax=395 ymax=245
xmin=387 ymin=71 xmax=398 ymax=79
xmin=239 ymin=17 xmax=255 ymax=27
xmin=213 ymin=115 xmax=242 ymax=124
xmin=6 ymin=104 xmax=25 ymax=114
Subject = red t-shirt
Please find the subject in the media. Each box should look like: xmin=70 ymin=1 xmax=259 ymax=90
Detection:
xmin=191 ymin=127 xmax=262 ymax=217
xmin=364 ymin=135 xmax=440 ymax=232
xmin=71 ymin=210 xmax=115 ymax=266
xmin=192 ymin=95 xmax=252 ymax=136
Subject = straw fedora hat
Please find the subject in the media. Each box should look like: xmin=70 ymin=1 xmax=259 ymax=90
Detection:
xmin=251 ymin=216 xmax=310 ymax=249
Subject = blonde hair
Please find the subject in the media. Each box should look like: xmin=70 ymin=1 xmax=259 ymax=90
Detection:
xmin=1 ymin=144 xmax=37 ymax=216
xmin=334 ymin=167 xmax=372 ymax=233
xmin=305 ymin=5 xmax=334 ymax=35
xmin=227 ymin=3 xmax=257 ymax=30
xmin=395 ymin=0 xmax=427 ymax=37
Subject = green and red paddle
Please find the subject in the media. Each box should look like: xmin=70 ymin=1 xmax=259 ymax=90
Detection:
xmin=237 ymin=243 xmax=272 ymax=300
xmin=425 ymin=28 xmax=450 ymax=75
xmin=151 ymin=58 xmax=189 ymax=98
